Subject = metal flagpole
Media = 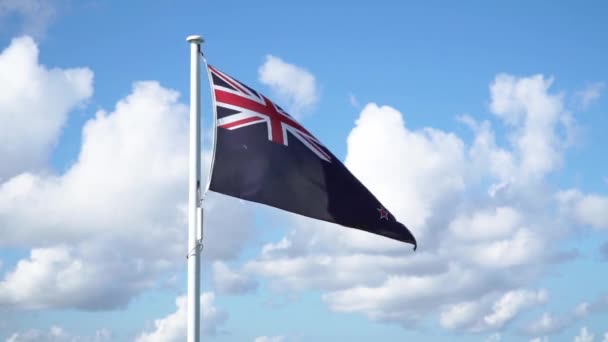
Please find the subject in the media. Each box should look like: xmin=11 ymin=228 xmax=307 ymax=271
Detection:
xmin=186 ymin=34 xmax=203 ymax=342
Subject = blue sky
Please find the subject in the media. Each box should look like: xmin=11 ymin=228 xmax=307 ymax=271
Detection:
xmin=1 ymin=1 xmax=607 ymax=341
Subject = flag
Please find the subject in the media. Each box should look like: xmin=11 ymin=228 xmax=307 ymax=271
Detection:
xmin=206 ymin=65 xmax=417 ymax=249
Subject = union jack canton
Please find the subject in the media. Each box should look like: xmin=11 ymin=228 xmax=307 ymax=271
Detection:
xmin=208 ymin=65 xmax=331 ymax=162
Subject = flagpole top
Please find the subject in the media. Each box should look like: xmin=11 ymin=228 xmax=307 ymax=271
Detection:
xmin=187 ymin=35 xmax=204 ymax=44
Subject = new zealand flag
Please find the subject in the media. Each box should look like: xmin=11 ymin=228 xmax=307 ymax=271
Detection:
xmin=206 ymin=65 xmax=417 ymax=249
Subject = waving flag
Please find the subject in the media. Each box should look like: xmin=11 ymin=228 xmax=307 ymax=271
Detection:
xmin=206 ymin=65 xmax=417 ymax=249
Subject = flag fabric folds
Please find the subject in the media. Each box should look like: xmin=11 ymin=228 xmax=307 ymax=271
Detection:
xmin=206 ymin=65 xmax=417 ymax=249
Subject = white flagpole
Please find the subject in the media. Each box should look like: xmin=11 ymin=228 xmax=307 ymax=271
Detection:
xmin=186 ymin=34 xmax=203 ymax=342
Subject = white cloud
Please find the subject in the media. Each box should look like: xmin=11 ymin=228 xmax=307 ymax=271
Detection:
xmin=6 ymin=325 xmax=111 ymax=342
xmin=0 ymin=36 xmax=93 ymax=180
xmin=0 ymin=245 xmax=173 ymax=310
xmin=448 ymin=206 xmax=521 ymax=242
xmin=0 ymin=81 xmax=188 ymax=247
xmin=603 ymin=332 xmax=608 ymax=342
xmin=523 ymin=294 xmax=608 ymax=337
xmin=260 ymin=237 xmax=292 ymax=258
xmin=0 ymin=0 xmax=57 ymax=38
xmin=575 ymin=82 xmax=604 ymax=109
xmin=440 ymin=300 xmax=485 ymax=330
xmin=489 ymin=74 xmax=572 ymax=181
xmin=0 ymin=82 xmax=191 ymax=311
xmin=483 ymin=289 xmax=547 ymax=329
xmin=321 ymin=266 xmax=499 ymax=325
xmin=247 ymin=244 xmax=445 ymax=293
xmin=322 ymin=271 xmax=449 ymax=316
xmin=557 ymin=190 xmax=608 ymax=230
xmin=0 ymin=76 xmax=253 ymax=309
xmin=574 ymin=327 xmax=594 ymax=342
xmin=135 ymin=293 xmax=227 ymax=342
xmin=212 ymin=261 xmax=257 ymax=295
xmin=524 ymin=312 xmax=569 ymax=336
xmin=439 ymin=289 xmax=547 ymax=332
xmin=463 ymin=116 xmax=516 ymax=184
xmin=254 ymin=336 xmax=285 ymax=342
xmin=466 ymin=229 xmax=545 ymax=269
xmin=240 ymin=73 xmax=586 ymax=332
xmin=258 ymin=55 xmax=319 ymax=117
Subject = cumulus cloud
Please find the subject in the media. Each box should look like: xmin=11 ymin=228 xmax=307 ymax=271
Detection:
xmin=489 ymin=74 xmax=573 ymax=181
xmin=0 ymin=36 xmax=93 ymax=180
xmin=135 ymin=293 xmax=227 ymax=342
xmin=522 ymin=294 xmax=608 ymax=337
xmin=439 ymin=289 xmax=547 ymax=332
xmin=258 ymin=55 xmax=318 ymax=117
xmin=6 ymin=325 xmax=111 ymax=342
xmin=524 ymin=312 xmax=571 ymax=336
xmin=212 ymin=261 xmax=257 ymax=295
xmin=557 ymin=190 xmax=608 ymax=230
xmin=0 ymin=82 xmax=189 ymax=310
xmin=1 ymin=81 xmax=188 ymax=247
xmin=0 ymin=78 xmax=253 ymax=310
xmin=440 ymin=300 xmax=485 ymax=330
xmin=0 ymin=245 xmax=173 ymax=310
xmin=483 ymin=289 xmax=547 ymax=329
xmin=448 ymin=206 xmax=521 ymax=242
xmin=246 ymin=239 xmax=446 ymax=293
xmin=323 ymin=267 xmax=478 ymax=324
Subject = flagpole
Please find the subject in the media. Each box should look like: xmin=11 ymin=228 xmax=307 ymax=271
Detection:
xmin=187 ymin=34 xmax=203 ymax=342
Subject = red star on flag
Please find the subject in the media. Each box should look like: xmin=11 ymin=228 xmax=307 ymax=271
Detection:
xmin=377 ymin=207 xmax=389 ymax=220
